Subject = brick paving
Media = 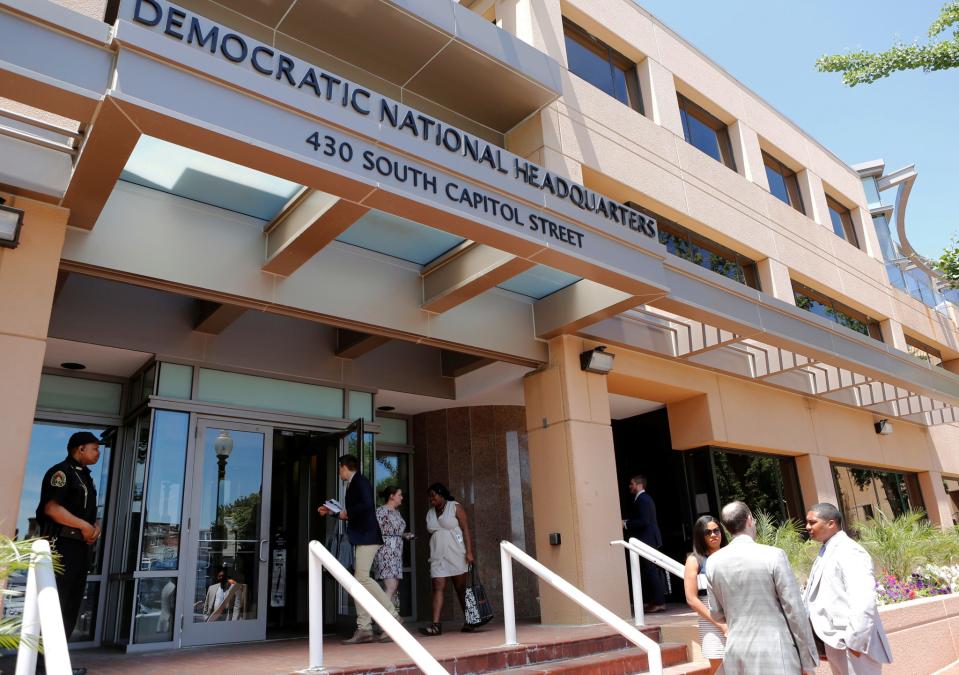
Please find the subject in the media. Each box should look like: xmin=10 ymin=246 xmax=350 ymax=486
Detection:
xmin=30 ymin=609 xmax=699 ymax=675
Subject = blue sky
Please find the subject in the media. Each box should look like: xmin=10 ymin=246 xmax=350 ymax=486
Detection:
xmin=635 ymin=1 xmax=956 ymax=258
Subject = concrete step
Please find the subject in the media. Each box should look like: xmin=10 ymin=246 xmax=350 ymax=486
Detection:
xmin=310 ymin=626 xmax=664 ymax=674
xmin=490 ymin=641 xmax=692 ymax=674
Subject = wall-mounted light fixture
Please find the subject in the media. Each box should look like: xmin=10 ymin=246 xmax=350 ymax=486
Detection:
xmin=0 ymin=197 xmax=24 ymax=249
xmin=874 ymin=419 xmax=893 ymax=436
xmin=580 ymin=345 xmax=614 ymax=374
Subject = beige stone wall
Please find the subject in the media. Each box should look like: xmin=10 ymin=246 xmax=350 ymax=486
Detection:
xmin=499 ymin=0 xmax=959 ymax=361
xmin=0 ymin=194 xmax=69 ymax=537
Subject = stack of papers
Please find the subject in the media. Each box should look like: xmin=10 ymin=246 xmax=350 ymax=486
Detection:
xmin=323 ymin=499 xmax=344 ymax=514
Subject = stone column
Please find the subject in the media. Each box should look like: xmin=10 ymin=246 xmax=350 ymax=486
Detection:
xmin=756 ymin=258 xmax=795 ymax=304
xmin=879 ymin=318 xmax=908 ymax=352
xmin=795 ymin=453 xmax=838 ymax=512
xmin=523 ymin=335 xmax=630 ymax=623
xmin=728 ymin=121 xmax=767 ymax=188
xmin=917 ymin=470 xmax=955 ymax=529
xmin=0 ymin=194 xmax=69 ymax=536
xmin=637 ymin=58 xmax=683 ymax=137
xmin=797 ymin=170 xmax=830 ymax=230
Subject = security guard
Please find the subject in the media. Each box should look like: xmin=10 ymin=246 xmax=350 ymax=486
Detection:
xmin=36 ymin=431 xmax=103 ymax=675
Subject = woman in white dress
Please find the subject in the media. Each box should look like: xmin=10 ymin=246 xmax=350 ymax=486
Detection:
xmin=683 ymin=515 xmax=727 ymax=674
xmin=419 ymin=482 xmax=474 ymax=636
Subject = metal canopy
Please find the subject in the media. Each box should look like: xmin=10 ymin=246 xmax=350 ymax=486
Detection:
xmin=578 ymin=304 xmax=959 ymax=427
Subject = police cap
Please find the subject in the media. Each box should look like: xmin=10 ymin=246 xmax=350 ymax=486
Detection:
xmin=67 ymin=431 xmax=103 ymax=450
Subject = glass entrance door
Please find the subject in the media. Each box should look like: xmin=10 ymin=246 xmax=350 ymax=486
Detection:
xmin=182 ymin=420 xmax=272 ymax=646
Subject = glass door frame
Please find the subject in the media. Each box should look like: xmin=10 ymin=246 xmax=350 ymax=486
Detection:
xmin=180 ymin=417 xmax=274 ymax=647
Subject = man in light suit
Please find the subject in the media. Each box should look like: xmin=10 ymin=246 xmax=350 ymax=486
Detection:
xmin=706 ymin=501 xmax=818 ymax=675
xmin=204 ymin=567 xmax=243 ymax=621
xmin=622 ymin=474 xmax=665 ymax=611
xmin=805 ymin=503 xmax=892 ymax=674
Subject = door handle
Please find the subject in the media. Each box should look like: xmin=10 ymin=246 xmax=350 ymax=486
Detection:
xmin=259 ymin=539 xmax=269 ymax=563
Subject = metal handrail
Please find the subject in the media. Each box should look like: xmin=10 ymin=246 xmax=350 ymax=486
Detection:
xmin=611 ymin=537 xmax=701 ymax=627
xmin=305 ymin=540 xmax=449 ymax=674
xmin=499 ymin=540 xmax=662 ymax=674
xmin=16 ymin=539 xmax=72 ymax=675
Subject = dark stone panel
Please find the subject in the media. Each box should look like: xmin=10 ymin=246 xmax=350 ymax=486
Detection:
xmin=409 ymin=405 xmax=533 ymax=621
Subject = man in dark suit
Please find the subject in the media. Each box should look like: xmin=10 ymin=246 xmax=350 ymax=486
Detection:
xmin=622 ymin=474 xmax=666 ymax=612
xmin=318 ymin=454 xmax=399 ymax=644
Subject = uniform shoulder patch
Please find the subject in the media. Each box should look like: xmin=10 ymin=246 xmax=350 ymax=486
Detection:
xmin=50 ymin=470 xmax=67 ymax=488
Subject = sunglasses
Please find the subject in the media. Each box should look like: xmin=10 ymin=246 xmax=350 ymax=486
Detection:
xmin=705 ymin=529 xmax=721 ymax=536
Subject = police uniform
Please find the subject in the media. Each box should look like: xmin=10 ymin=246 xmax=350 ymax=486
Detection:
xmin=36 ymin=453 xmax=98 ymax=639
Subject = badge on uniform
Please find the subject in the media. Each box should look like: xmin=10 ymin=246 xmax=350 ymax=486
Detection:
xmin=51 ymin=470 xmax=67 ymax=487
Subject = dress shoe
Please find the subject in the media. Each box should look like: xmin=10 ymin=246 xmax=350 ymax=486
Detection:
xmin=645 ymin=604 xmax=667 ymax=613
xmin=342 ymin=629 xmax=375 ymax=644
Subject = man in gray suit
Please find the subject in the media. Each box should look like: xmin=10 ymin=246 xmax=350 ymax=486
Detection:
xmin=706 ymin=501 xmax=818 ymax=675
xmin=805 ymin=503 xmax=892 ymax=674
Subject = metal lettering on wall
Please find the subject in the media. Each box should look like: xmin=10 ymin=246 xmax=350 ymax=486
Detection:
xmin=123 ymin=0 xmax=660 ymax=252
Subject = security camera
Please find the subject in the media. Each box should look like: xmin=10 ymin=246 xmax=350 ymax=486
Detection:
xmin=874 ymin=419 xmax=893 ymax=435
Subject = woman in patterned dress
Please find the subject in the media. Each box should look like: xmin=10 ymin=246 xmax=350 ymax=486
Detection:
xmin=683 ymin=515 xmax=727 ymax=674
xmin=372 ymin=486 xmax=413 ymax=608
xmin=419 ymin=482 xmax=474 ymax=637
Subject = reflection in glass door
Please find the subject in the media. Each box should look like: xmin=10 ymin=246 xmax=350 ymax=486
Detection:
xmin=182 ymin=421 xmax=272 ymax=646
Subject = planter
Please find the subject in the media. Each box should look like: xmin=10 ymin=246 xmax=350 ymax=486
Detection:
xmin=814 ymin=592 xmax=959 ymax=674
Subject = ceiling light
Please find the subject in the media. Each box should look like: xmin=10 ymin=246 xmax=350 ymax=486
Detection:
xmin=377 ymin=405 xmax=396 ymax=412
xmin=60 ymin=362 xmax=86 ymax=370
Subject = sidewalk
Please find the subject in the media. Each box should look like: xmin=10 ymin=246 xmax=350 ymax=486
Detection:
xmin=4 ymin=609 xmax=698 ymax=675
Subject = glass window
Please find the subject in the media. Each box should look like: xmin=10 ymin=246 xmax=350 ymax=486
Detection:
xmin=16 ymin=422 xmax=114 ymax=573
xmin=139 ymin=411 xmax=189 ymax=571
xmin=832 ymin=463 xmax=924 ymax=530
xmin=862 ymin=176 xmax=882 ymax=206
xmin=196 ymin=368 xmax=344 ymax=418
xmin=872 ymin=213 xmax=898 ymax=263
xmin=133 ymin=577 xmax=177 ymax=644
xmin=905 ymin=335 xmax=944 ymax=367
xmin=378 ymin=417 xmax=409 ymax=445
xmin=373 ymin=450 xmax=413 ymax=616
xmin=678 ymin=94 xmax=736 ymax=171
xmin=762 ymin=151 xmax=805 ymax=214
xmin=943 ymin=477 xmax=959 ymax=525
xmin=157 ymin=362 xmax=193 ymax=399
xmin=125 ymin=412 xmax=151 ymax=572
xmin=36 ymin=375 xmax=123 ymax=415
xmin=826 ymin=195 xmax=860 ymax=248
xmin=655 ymin=215 xmax=760 ymax=289
xmin=792 ymin=282 xmax=882 ymax=342
xmin=348 ymin=390 xmax=374 ymax=422
xmin=563 ymin=19 xmax=643 ymax=114
xmin=709 ymin=448 xmax=805 ymax=523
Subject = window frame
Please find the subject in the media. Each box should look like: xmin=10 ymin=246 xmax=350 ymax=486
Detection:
xmin=761 ymin=150 xmax=805 ymax=214
xmin=825 ymin=195 xmax=860 ymax=248
xmin=904 ymin=334 xmax=944 ymax=367
xmin=562 ymin=19 xmax=644 ymax=115
xmin=677 ymin=94 xmax=737 ymax=171
xmin=653 ymin=213 xmax=760 ymax=290
xmin=792 ymin=281 xmax=882 ymax=341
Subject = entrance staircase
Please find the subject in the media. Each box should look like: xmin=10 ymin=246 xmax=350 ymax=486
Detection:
xmin=303 ymin=624 xmax=710 ymax=675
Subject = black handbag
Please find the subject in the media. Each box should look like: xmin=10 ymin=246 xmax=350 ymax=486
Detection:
xmin=463 ymin=564 xmax=494 ymax=626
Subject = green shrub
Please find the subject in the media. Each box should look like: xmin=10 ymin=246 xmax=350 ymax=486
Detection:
xmin=753 ymin=511 xmax=820 ymax=585
xmin=854 ymin=510 xmax=959 ymax=580
xmin=0 ymin=536 xmax=60 ymax=651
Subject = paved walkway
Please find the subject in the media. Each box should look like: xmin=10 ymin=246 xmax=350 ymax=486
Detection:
xmin=12 ymin=609 xmax=698 ymax=675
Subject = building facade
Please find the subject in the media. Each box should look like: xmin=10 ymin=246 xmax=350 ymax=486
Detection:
xmin=1 ymin=0 xmax=957 ymax=651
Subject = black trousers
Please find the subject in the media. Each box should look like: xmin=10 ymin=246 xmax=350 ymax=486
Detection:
xmin=53 ymin=538 xmax=90 ymax=639
xmin=639 ymin=556 xmax=666 ymax=606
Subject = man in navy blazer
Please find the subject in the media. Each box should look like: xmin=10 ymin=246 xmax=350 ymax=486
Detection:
xmin=319 ymin=454 xmax=399 ymax=644
xmin=622 ymin=474 xmax=666 ymax=611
